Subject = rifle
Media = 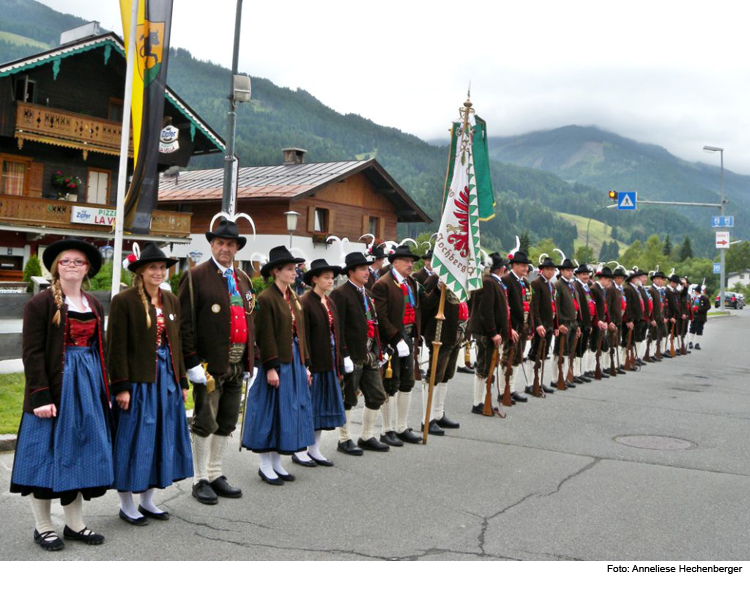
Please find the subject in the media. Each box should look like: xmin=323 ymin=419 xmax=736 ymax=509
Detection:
xmin=680 ymin=325 xmax=688 ymax=355
xmin=655 ymin=326 xmax=663 ymax=360
xmin=482 ymin=344 xmax=504 ymax=418
xmin=609 ymin=327 xmax=618 ymax=377
xmin=502 ymin=345 xmax=515 ymax=407
xmin=556 ymin=330 xmax=567 ymax=390
xmin=624 ymin=328 xmax=634 ymax=370
xmin=566 ymin=330 xmax=580 ymax=384
xmin=595 ymin=328 xmax=603 ymax=380
xmin=669 ymin=323 xmax=676 ymax=358
xmin=532 ymin=336 xmax=547 ymax=397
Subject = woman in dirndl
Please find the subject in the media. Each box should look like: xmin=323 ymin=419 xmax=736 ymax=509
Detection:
xmin=293 ymin=259 xmax=346 ymax=468
xmin=242 ymin=246 xmax=314 ymax=485
xmin=10 ymin=238 xmax=113 ymax=551
xmin=107 ymin=243 xmax=193 ymax=525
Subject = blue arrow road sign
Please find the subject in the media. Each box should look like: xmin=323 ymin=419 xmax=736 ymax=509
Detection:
xmin=713 ymin=263 xmax=722 ymax=274
xmin=617 ymin=191 xmax=637 ymax=210
xmin=712 ymin=216 xmax=734 ymax=228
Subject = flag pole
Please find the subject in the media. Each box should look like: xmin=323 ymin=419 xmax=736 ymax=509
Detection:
xmin=111 ymin=0 xmax=139 ymax=300
xmin=423 ymin=94 xmax=473 ymax=444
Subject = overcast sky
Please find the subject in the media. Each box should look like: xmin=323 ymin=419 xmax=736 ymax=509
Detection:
xmin=41 ymin=0 xmax=750 ymax=174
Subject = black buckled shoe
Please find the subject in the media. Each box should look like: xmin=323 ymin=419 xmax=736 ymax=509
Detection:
xmin=358 ymin=436 xmax=390 ymax=452
xmin=511 ymin=392 xmax=528 ymax=403
xmin=573 ymin=376 xmax=585 ymax=384
xmin=456 ymin=365 xmax=475 ymax=374
xmin=436 ymin=414 xmax=460 ymax=429
xmin=63 ymin=526 xmax=104 ymax=545
xmin=210 ymin=476 xmax=242 ymax=498
xmin=616 ymin=368 xmax=627 ymax=374
xmin=420 ymin=420 xmax=445 ymax=436
xmin=337 ymin=439 xmax=364 ymax=456
xmin=471 ymin=404 xmax=485 ymax=414
xmin=34 ymin=529 xmax=64 ymax=551
xmin=579 ymin=375 xmax=592 ymax=383
xmin=688 ymin=342 xmax=693 ymax=349
xmin=542 ymin=384 xmax=554 ymax=393
xmin=258 ymin=469 xmax=283 ymax=486
xmin=292 ymin=454 xmax=318 ymax=467
xmin=138 ymin=505 xmax=170 ymax=521
xmin=396 ymin=428 xmax=422 ymax=444
xmin=565 ymin=381 xmax=576 ymax=388
xmin=119 ymin=509 xmax=149 ymax=526
xmin=637 ymin=359 xmax=646 ymax=366
xmin=192 ymin=479 xmax=219 ymax=505
xmin=694 ymin=343 xmax=701 ymax=350
xmin=380 ymin=431 xmax=404 ymax=447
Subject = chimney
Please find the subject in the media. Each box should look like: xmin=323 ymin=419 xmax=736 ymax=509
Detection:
xmin=282 ymin=148 xmax=307 ymax=165
xmin=60 ymin=22 xmax=101 ymax=46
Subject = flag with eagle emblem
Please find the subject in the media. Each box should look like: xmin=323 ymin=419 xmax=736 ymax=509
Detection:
xmin=431 ymin=117 xmax=483 ymax=302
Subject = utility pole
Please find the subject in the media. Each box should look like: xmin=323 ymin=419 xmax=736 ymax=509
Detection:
xmin=221 ymin=0 xmax=243 ymax=214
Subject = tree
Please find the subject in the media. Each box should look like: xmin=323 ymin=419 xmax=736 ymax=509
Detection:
xmin=725 ymin=241 xmax=750 ymax=274
xmin=679 ymin=236 xmax=693 ymax=261
xmin=574 ymin=245 xmax=595 ymax=264
xmin=611 ymin=226 xmax=620 ymax=241
xmin=22 ymin=255 xmax=42 ymax=293
xmin=529 ymin=238 xmax=558 ymax=267
xmin=663 ymin=235 xmax=673 ymax=256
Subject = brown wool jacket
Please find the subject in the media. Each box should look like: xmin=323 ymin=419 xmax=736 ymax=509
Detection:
xmin=329 ymin=281 xmax=376 ymax=363
xmin=21 ymin=289 xmax=109 ymax=413
xmin=301 ymin=290 xmax=342 ymax=374
xmin=649 ymin=285 xmax=665 ymax=322
xmin=106 ymin=287 xmax=187 ymax=395
xmin=574 ymin=279 xmax=593 ymax=329
xmin=623 ymin=281 xmax=645 ymax=323
xmin=372 ymin=271 xmax=421 ymax=346
xmin=502 ymin=272 xmax=534 ymax=332
xmin=555 ymin=277 xmax=579 ymax=324
xmin=531 ymin=275 xmax=556 ymax=329
xmin=590 ymin=282 xmax=608 ymax=324
xmin=254 ymin=283 xmax=309 ymax=370
xmin=606 ymin=284 xmax=624 ymax=325
xmin=469 ymin=274 xmax=509 ymax=339
xmin=178 ymin=259 xmax=255 ymax=376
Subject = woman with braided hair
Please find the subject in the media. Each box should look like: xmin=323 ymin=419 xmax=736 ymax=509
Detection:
xmin=107 ymin=243 xmax=192 ymax=525
xmin=10 ymin=239 xmax=113 ymax=551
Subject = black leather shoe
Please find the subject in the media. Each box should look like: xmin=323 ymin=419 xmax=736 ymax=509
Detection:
xmin=542 ymin=384 xmax=554 ymax=393
xmin=617 ymin=368 xmax=627 ymax=374
xmin=138 ymin=505 xmax=170 ymax=521
xmin=637 ymin=359 xmax=646 ymax=366
xmin=579 ymin=375 xmax=592 ymax=383
xmin=310 ymin=456 xmax=334 ymax=467
xmin=192 ymin=479 xmax=219 ymax=505
xmin=573 ymin=376 xmax=584 ymax=384
xmin=471 ymin=404 xmax=485 ymax=414
xmin=34 ymin=529 xmax=64 ymax=551
xmin=695 ymin=344 xmax=701 ymax=350
xmin=274 ymin=470 xmax=295 ymax=482
xmin=292 ymin=454 xmax=318 ymax=467
xmin=456 ymin=365 xmax=475 ymax=374
xmin=63 ymin=525 xmax=105 ymax=545
xmin=524 ymin=385 xmax=533 ymax=395
xmin=688 ymin=342 xmax=693 ymax=349
xmin=258 ymin=469 xmax=283 ymax=486
xmin=118 ymin=510 xmax=149 ymax=526
xmin=600 ymin=372 xmax=610 ymax=378
xmin=511 ymin=392 xmax=528 ymax=403
xmin=337 ymin=439 xmax=364 ymax=456
xmin=421 ymin=420 xmax=445 ymax=436
xmin=210 ymin=475 xmax=243 ymax=498
xmin=396 ymin=428 xmax=422 ymax=444
xmin=565 ymin=381 xmax=577 ymax=388
xmin=359 ymin=436 xmax=390 ymax=452
xmin=437 ymin=414 xmax=460 ymax=429
xmin=380 ymin=431 xmax=404 ymax=447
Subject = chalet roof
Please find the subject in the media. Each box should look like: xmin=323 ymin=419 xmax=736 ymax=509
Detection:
xmin=158 ymin=159 xmax=431 ymax=223
xmin=0 ymin=32 xmax=224 ymax=153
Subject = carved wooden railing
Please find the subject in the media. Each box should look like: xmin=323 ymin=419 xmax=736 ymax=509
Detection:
xmin=15 ymin=103 xmax=133 ymax=154
xmin=0 ymin=194 xmax=191 ymax=237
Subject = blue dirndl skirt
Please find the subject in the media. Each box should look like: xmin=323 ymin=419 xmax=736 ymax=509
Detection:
xmin=242 ymin=339 xmax=315 ymax=454
xmin=112 ymin=345 xmax=193 ymax=493
xmin=11 ymin=346 xmax=113 ymax=502
xmin=310 ymin=333 xmax=346 ymax=431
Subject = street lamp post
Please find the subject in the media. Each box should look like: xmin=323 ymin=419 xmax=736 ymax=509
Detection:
xmin=704 ymin=146 xmax=726 ymax=311
xmin=284 ymin=211 xmax=300 ymax=248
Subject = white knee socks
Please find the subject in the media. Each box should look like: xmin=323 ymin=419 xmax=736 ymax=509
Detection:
xmin=29 ymin=496 xmax=54 ymax=535
xmin=473 ymin=375 xmax=486 ymax=406
xmin=339 ymin=409 xmax=351 ymax=442
xmin=381 ymin=398 xmax=394 ymax=434
xmin=270 ymin=452 xmax=288 ymax=476
xmin=62 ymin=493 xmax=85 ymax=533
xmin=192 ymin=434 xmax=211 ymax=483
xmin=118 ymin=491 xmax=140 ymax=519
xmin=308 ymin=430 xmax=326 ymax=462
xmin=259 ymin=452 xmax=277 ymax=479
xmin=396 ymin=390 xmax=411 ymax=433
xmin=139 ymin=488 xmax=163 ymax=514
xmin=361 ymin=407 xmax=378 ymax=440
xmin=207 ymin=434 xmax=229 ymax=482
xmin=434 ymin=383 xmax=448 ymax=420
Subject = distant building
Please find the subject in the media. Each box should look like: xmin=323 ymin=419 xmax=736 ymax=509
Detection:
xmin=726 ymin=270 xmax=750 ymax=289
xmin=0 ymin=26 xmax=223 ymax=281
xmin=158 ymin=150 xmax=431 ymax=274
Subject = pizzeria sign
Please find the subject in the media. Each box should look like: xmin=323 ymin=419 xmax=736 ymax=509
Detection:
xmin=70 ymin=205 xmax=117 ymax=227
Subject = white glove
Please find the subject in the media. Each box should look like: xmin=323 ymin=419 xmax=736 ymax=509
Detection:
xmin=344 ymin=356 xmax=354 ymax=374
xmin=187 ymin=365 xmax=208 ymax=385
xmin=242 ymin=372 xmax=251 ymax=382
xmin=396 ymin=340 xmax=410 ymax=357
xmin=379 ymin=352 xmax=390 ymax=367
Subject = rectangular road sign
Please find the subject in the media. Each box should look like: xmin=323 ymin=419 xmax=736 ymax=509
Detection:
xmin=713 ymin=263 xmax=722 ymax=274
xmin=617 ymin=191 xmax=637 ymax=210
xmin=712 ymin=216 xmax=734 ymax=228
xmin=716 ymin=231 xmax=730 ymax=249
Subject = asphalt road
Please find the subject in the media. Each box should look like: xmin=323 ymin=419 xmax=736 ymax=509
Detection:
xmin=1 ymin=313 xmax=748 ymax=561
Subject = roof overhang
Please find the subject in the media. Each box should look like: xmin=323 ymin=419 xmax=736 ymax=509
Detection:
xmin=0 ymin=224 xmax=190 ymax=244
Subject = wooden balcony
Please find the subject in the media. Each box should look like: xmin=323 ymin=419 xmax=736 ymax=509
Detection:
xmin=14 ymin=103 xmax=133 ymax=159
xmin=0 ymin=194 xmax=191 ymax=238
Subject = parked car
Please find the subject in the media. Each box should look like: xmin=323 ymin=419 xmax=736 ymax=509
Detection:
xmin=715 ymin=292 xmax=744 ymax=309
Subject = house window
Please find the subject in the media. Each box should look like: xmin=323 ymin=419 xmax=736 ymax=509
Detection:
xmin=14 ymin=77 xmax=35 ymax=103
xmin=369 ymin=216 xmax=379 ymax=237
xmin=314 ymin=208 xmax=329 ymax=233
xmin=108 ymin=98 xmax=124 ymax=122
xmin=1 ymin=158 xmax=27 ymax=196
xmin=86 ymin=169 xmax=110 ymax=205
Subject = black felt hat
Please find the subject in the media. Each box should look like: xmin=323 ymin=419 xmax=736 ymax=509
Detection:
xmin=557 ymin=258 xmax=576 ymax=270
xmin=490 ymin=252 xmax=507 ymax=271
xmin=613 ymin=266 xmax=628 ymax=278
xmin=626 ymin=268 xmax=646 ymax=281
xmin=304 ymin=258 xmax=341 ymax=285
xmin=538 ymin=256 xmax=557 ymax=269
xmin=127 ymin=243 xmax=178 ymax=273
xmin=260 ymin=246 xmax=305 ymax=278
xmin=343 ymin=251 xmax=375 ymax=273
xmin=42 ymin=238 xmax=102 ymax=278
xmin=651 ymin=270 xmax=666 ymax=280
xmin=508 ymin=250 xmax=530 ymax=265
xmin=668 ymin=274 xmax=680 ymax=283
xmin=596 ymin=266 xmax=614 ymax=278
xmin=421 ymin=249 xmax=433 ymax=260
xmin=370 ymin=244 xmax=387 ymax=260
xmin=574 ymin=264 xmax=592 ymax=275
xmin=388 ymin=245 xmax=420 ymax=263
xmin=205 ymin=218 xmax=247 ymax=250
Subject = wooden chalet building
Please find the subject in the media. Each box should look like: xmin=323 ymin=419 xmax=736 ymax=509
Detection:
xmin=158 ymin=149 xmax=431 ymax=272
xmin=0 ymin=23 xmax=223 ymax=281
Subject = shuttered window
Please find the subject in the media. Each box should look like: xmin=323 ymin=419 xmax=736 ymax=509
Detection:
xmin=87 ymin=169 xmax=110 ymax=204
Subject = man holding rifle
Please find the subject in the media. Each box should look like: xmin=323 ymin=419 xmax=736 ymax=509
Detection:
xmin=502 ymin=249 xmax=535 ymax=403
xmin=648 ymin=270 xmax=668 ymax=360
xmin=573 ymin=263 xmax=596 ymax=383
xmin=606 ymin=266 xmax=628 ymax=374
xmin=622 ymin=269 xmax=644 ymax=369
xmin=529 ymin=255 xmax=558 ymax=395
xmin=553 ymin=257 xmax=581 ymax=389
xmin=589 ymin=266 xmax=613 ymax=379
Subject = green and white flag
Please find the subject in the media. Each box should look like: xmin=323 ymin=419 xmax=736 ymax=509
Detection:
xmin=432 ymin=120 xmax=482 ymax=302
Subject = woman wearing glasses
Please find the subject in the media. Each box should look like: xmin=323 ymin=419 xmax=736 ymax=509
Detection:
xmin=10 ymin=239 xmax=113 ymax=551
xmin=107 ymin=243 xmax=192 ymax=525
